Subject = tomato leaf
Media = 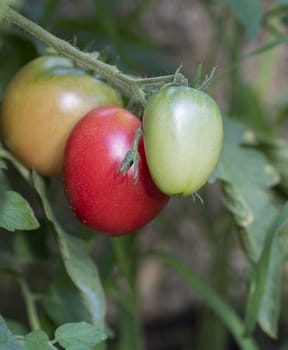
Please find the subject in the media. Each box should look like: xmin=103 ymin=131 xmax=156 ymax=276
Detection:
xmin=214 ymin=117 xmax=285 ymax=337
xmin=24 ymin=330 xmax=56 ymax=350
xmin=214 ymin=117 xmax=279 ymax=261
xmin=259 ymin=139 xmax=288 ymax=196
xmin=221 ymin=0 xmax=261 ymax=41
xmin=43 ymin=287 xmax=91 ymax=326
xmin=243 ymin=202 xmax=288 ymax=337
xmin=55 ymin=322 xmax=107 ymax=349
xmin=258 ymin=240 xmax=283 ymax=338
xmin=0 ymin=191 xmax=39 ymax=232
xmin=0 ymin=313 xmax=25 ymax=350
xmin=31 ymin=172 xmax=106 ymax=331
xmin=5 ymin=319 xmax=27 ymax=336
xmin=244 ymin=35 xmax=288 ymax=58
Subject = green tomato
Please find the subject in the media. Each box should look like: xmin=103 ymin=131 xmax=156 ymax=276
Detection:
xmin=143 ymin=85 xmax=223 ymax=196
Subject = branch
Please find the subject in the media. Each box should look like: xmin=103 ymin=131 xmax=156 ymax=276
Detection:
xmin=4 ymin=6 xmax=186 ymax=106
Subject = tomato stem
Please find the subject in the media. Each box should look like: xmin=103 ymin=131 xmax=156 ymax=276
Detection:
xmin=4 ymin=6 xmax=186 ymax=106
xmin=136 ymin=73 xmax=186 ymax=86
xmin=118 ymin=127 xmax=143 ymax=182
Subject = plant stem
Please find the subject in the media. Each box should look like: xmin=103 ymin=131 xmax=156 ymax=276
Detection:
xmin=18 ymin=276 xmax=41 ymax=331
xmin=4 ymin=6 xmax=185 ymax=106
xmin=152 ymin=251 xmax=259 ymax=350
xmin=4 ymin=7 xmax=144 ymax=101
xmin=118 ymin=127 xmax=143 ymax=181
xmin=0 ymin=145 xmax=31 ymax=181
xmin=111 ymin=237 xmax=145 ymax=350
xmin=135 ymin=74 xmax=180 ymax=86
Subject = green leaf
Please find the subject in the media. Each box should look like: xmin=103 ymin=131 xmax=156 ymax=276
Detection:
xmin=55 ymin=322 xmax=107 ymax=349
xmin=215 ymin=118 xmax=279 ymax=261
xmin=259 ymin=139 xmax=288 ymax=196
xmin=214 ymin=118 xmax=286 ymax=338
xmin=0 ymin=313 xmax=25 ymax=350
xmin=5 ymin=320 xmax=27 ymax=336
xmin=43 ymin=287 xmax=90 ymax=326
xmin=54 ymin=232 xmax=106 ymax=328
xmin=24 ymin=330 xmax=56 ymax=350
xmin=66 ymin=345 xmax=91 ymax=350
xmin=244 ymin=202 xmax=288 ymax=337
xmin=151 ymin=252 xmax=258 ymax=350
xmin=244 ymin=36 xmax=288 ymax=58
xmin=32 ymin=172 xmax=106 ymax=330
xmin=223 ymin=0 xmax=261 ymax=40
xmin=258 ymin=240 xmax=283 ymax=337
xmin=0 ymin=191 xmax=39 ymax=232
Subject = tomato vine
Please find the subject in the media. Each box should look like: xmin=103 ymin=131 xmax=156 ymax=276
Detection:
xmin=3 ymin=5 xmax=187 ymax=107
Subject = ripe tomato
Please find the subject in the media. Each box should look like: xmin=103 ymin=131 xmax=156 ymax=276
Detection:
xmin=63 ymin=106 xmax=169 ymax=236
xmin=0 ymin=55 xmax=122 ymax=176
xmin=143 ymin=86 xmax=223 ymax=196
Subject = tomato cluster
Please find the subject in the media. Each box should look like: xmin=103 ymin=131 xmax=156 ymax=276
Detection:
xmin=1 ymin=54 xmax=223 ymax=236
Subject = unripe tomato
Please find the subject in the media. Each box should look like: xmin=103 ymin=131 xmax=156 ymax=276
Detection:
xmin=143 ymin=86 xmax=223 ymax=196
xmin=1 ymin=55 xmax=122 ymax=176
xmin=63 ymin=106 xmax=169 ymax=236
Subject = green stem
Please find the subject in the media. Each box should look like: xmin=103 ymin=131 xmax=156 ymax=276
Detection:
xmin=152 ymin=251 xmax=259 ymax=350
xmin=4 ymin=6 xmax=185 ymax=106
xmin=118 ymin=127 xmax=143 ymax=181
xmin=18 ymin=276 xmax=41 ymax=331
xmin=0 ymin=145 xmax=30 ymax=181
xmin=111 ymin=237 xmax=145 ymax=350
xmin=111 ymin=237 xmax=134 ymax=290
xmin=135 ymin=74 xmax=183 ymax=86
xmin=4 ymin=7 xmax=145 ymax=102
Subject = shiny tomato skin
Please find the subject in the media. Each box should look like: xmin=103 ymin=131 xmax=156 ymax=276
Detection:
xmin=143 ymin=86 xmax=223 ymax=196
xmin=1 ymin=55 xmax=123 ymax=176
xmin=63 ymin=106 xmax=169 ymax=236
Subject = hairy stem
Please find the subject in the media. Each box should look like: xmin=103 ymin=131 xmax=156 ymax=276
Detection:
xmin=4 ymin=6 xmax=185 ymax=106
xmin=118 ymin=127 xmax=143 ymax=181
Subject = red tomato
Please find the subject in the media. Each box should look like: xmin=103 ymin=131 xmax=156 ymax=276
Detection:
xmin=63 ymin=106 xmax=169 ymax=236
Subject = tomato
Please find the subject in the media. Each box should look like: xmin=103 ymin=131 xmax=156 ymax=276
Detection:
xmin=143 ymin=85 xmax=223 ymax=196
xmin=63 ymin=106 xmax=169 ymax=236
xmin=0 ymin=55 xmax=123 ymax=176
